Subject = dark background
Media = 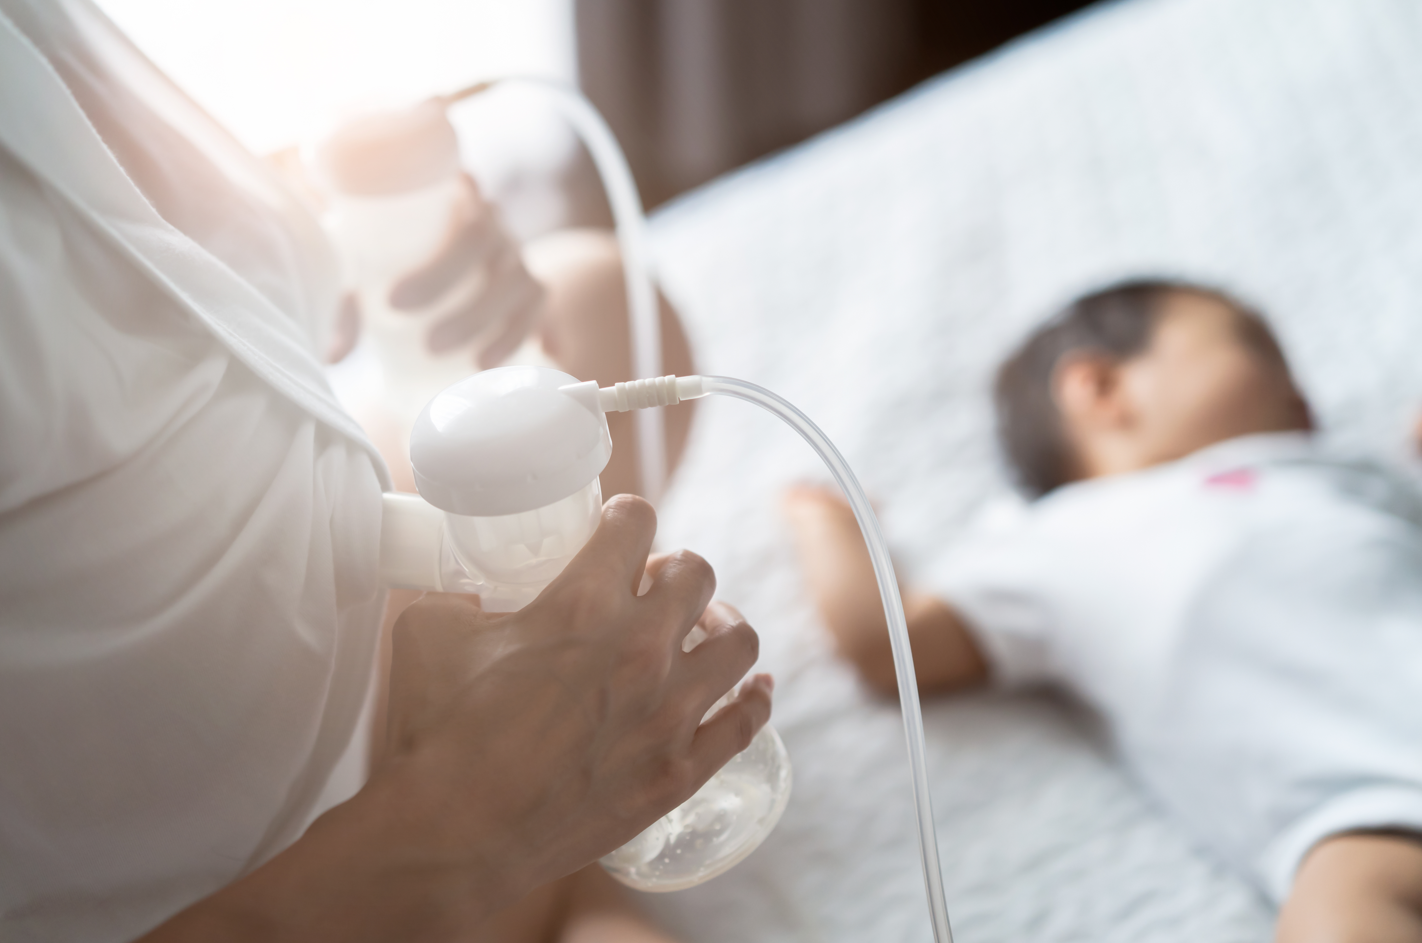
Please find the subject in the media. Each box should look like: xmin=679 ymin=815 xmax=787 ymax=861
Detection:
xmin=573 ymin=0 xmax=1098 ymax=210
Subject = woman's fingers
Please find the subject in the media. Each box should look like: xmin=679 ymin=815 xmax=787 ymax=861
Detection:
xmin=424 ymin=250 xmax=544 ymax=354
xmin=474 ymin=274 xmax=544 ymax=367
xmin=639 ymin=552 xmax=674 ymax=593
xmin=675 ymin=602 xmax=761 ymax=716
xmin=688 ymin=675 xmax=774 ymax=782
xmin=381 ymin=173 xmax=544 ymax=360
xmin=643 ymin=549 xmax=717 ymax=650
xmin=552 ymin=495 xmax=659 ymax=599
xmin=389 ymin=176 xmax=500 ymax=310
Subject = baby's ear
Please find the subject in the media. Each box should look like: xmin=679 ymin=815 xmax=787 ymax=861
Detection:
xmin=1052 ymin=353 xmax=1127 ymax=429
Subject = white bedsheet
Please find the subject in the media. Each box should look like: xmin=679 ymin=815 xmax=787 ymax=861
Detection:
xmin=639 ymin=0 xmax=1422 ymax=939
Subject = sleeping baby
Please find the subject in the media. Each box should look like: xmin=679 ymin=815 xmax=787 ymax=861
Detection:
xmin=785 ymin=280 xmax=1422 ymax=941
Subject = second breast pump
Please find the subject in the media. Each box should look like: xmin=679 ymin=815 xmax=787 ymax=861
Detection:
xmin=318 ymin=81 xmax=956 ymax=939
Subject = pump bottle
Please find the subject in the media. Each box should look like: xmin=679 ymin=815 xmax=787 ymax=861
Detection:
xmin=310 ymin=102 xmax=548 ymax=435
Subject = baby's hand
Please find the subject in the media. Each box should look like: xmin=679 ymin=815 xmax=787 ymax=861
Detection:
xmin=782 ymin=484 xmax=887 ymax=653
xmin=782 ymin=485 xmax=989 ymax=696
xmin=783 ymin=484 xmax=858 ymax=532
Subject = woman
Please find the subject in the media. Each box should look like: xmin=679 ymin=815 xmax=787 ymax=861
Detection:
xmin=0 ymin=1 xmax=769 ymax=939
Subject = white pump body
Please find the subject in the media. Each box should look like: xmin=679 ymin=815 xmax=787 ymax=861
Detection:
xmin=379 ymin=365 xmax=609 ymax=611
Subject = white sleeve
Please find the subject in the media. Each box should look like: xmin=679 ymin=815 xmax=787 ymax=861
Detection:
xmin=917 ymin=500 xmax=1057 ymax=687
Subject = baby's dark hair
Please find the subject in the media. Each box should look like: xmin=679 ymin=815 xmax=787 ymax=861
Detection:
xmin=994 ymin=279 xmax=1285 ymax=497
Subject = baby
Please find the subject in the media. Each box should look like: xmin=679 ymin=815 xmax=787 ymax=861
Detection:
xmin=786 ymin=281 xmax=1422 ymax=941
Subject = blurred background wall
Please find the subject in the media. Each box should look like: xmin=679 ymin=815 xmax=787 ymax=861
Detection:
xmin=97 ymin=0 xmax=1096 ymax=229
xmin=575 ymin=0 xmax=1096 ymax=210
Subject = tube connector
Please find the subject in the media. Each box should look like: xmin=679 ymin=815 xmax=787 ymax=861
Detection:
xmin=596 ymin=375 xmax=707 ymax=412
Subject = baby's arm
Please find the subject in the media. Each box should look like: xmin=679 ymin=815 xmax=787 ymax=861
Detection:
xmin=784 ymin=487 xmax=988 ymax=696
xmin=1276 ymin=832 xmax=1422 ymax=943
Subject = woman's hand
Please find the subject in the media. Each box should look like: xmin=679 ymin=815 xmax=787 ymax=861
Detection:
xmin=137 ymin=495 xmax=771 ymax=942
xmin=327 ymin=174 xmax=545 ymax=369
xmin=382 ymin=495 xmax=770 ymax=899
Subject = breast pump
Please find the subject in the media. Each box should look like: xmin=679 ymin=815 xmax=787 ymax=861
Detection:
xmin=313 ymin=80 xmax=956 ymax=939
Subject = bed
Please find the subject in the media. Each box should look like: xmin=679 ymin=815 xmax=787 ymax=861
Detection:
xmin=636 ymin=0 xmax=1422 ymax=939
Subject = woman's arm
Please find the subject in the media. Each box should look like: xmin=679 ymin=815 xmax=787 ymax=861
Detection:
xmin=784 ymin=486 xmax=988 ymax=697
xmin=136 ymin=495 xmax=772 ymax=942
xmin=136 ymin=766 xmax=509 ymax=942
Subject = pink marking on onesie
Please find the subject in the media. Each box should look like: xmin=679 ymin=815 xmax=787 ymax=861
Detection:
xmin=1204 ymin=467 xmax=1257 ymax=491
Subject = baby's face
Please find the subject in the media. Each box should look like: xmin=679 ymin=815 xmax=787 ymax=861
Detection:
xmin=1115 ymin=292 xmax=1311 ymax=467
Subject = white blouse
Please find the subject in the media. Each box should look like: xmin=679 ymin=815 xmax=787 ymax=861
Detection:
xmin=0 ymin=1 xmax=390 ymax=940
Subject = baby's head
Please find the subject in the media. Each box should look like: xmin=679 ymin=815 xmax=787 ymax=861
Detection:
xmin=995 ymin=280 xmax=1313 ymax=497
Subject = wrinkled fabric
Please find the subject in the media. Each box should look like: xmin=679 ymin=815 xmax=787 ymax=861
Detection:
xmin=0 ymin=2 xmax=387 ymax=940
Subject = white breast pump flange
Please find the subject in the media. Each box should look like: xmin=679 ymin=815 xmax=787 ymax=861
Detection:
xmin=378 ymin=365 xmax=793 ymax=891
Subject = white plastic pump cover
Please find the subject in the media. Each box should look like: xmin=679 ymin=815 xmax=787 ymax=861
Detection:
xmin=411 ymin=366 xmax=612 ymax=516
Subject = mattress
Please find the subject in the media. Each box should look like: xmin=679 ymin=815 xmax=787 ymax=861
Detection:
xmin=637 ymin=0 xmax=1422 ymax=939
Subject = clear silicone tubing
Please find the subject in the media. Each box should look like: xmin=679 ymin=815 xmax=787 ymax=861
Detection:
xmin=700 ymin=376 xmax=956 ymax=943
xmin=441 ymin=82 xmax=951 ymax=936
xmin=449 ymin=78 xmax=668 ymax=503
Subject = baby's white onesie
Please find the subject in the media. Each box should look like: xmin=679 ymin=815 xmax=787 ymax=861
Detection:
xmin=922 ymin=431 xmax=1422 ymax=903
